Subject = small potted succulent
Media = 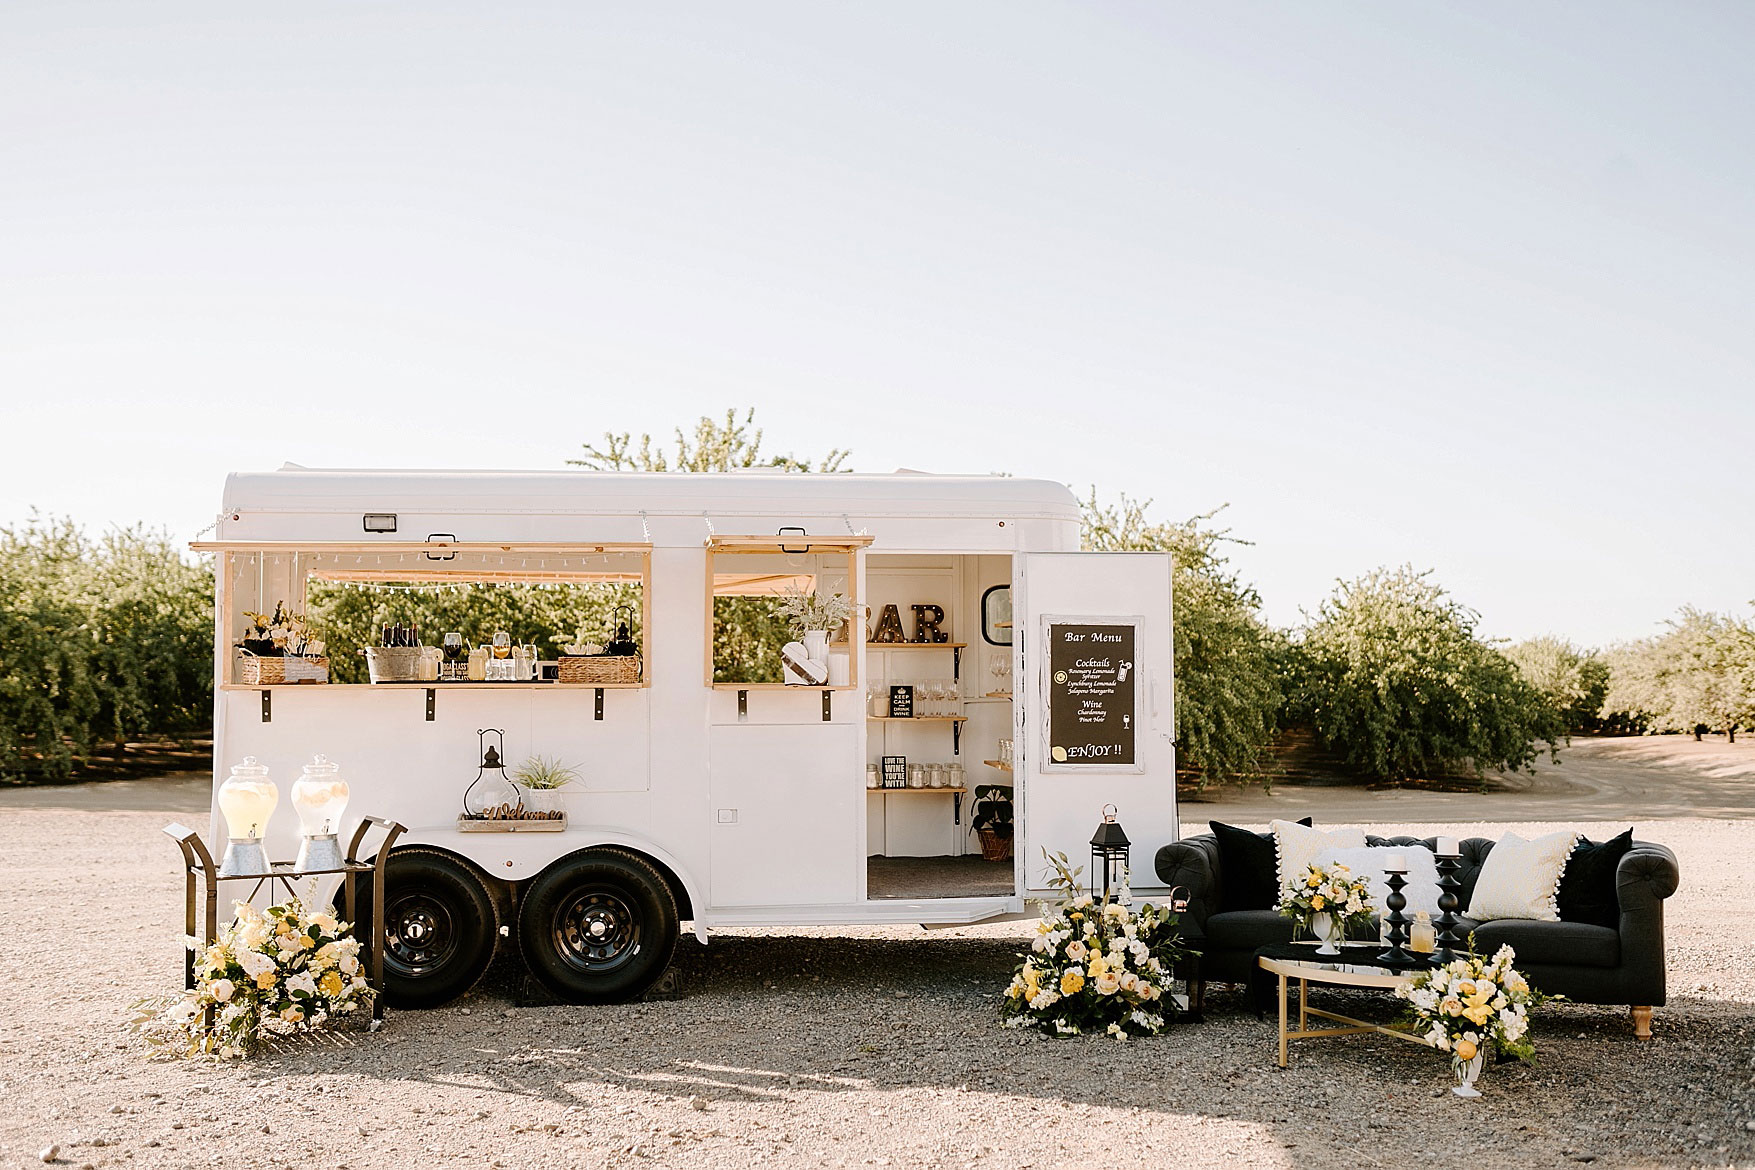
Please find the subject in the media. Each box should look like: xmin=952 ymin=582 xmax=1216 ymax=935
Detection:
xmin=970 ymin=784 xmax=1014 ymax=862
xmin=509 ymin=755 xmax=578 ymax=820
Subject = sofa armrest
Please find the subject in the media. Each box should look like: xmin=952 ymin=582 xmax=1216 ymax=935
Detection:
xmin=1153 ymin=835 xmax=1220 ymax=936
xmin=1616 ymin=842 xmax=1679 ymax=1007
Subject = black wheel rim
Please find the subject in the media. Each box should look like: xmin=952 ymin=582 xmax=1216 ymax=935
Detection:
xmin=552 ymin=888 xmax=641 ymax=974
xmin=384 ymin=892 xmax=460 ymax=977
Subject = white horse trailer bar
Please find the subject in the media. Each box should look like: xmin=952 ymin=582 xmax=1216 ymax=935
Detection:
xmin=198 ymin=468 xmax=1175 ymax=1007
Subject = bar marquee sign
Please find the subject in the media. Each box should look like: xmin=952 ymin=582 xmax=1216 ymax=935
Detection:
xmin=1045 ymin=621 xmax=1137 ymax=769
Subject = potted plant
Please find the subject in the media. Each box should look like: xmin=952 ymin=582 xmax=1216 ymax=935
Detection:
xmin=509 ymin=755 xmax=578 ymax=820
xmin=969 ymin=784 xmax=1014 ymax=862
xmin=777 ymin=584 xmax=854 ymax=664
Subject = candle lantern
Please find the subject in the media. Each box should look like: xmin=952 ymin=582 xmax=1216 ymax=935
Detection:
xmin=606 ymin=604 xmax=639 ymax=657
xmin=1089 ymin=804 xmax=1131 ymax=901
xmin=292 ymin=754 xmax=351 ymax=871
xmin=462 ymin=729 xmax=522 ymax=820
xmin=216 ymin=756 xmax=279 ymax=877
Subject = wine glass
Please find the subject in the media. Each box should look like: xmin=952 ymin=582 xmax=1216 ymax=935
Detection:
xmin=492 ymin=631 xmax=512 ymax=660
xmin=443 ymin=632 xmax=464 ymax=663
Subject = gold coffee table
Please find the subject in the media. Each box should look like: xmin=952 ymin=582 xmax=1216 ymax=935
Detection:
xmin=1257 ymin=945 xmax=1436 ymax=1067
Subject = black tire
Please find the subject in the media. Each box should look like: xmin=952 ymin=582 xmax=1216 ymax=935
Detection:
xmin=517 ymin=849 xmax=679 ymax=1004
xmin=356 ymin=848 xmax=500 ymax=1009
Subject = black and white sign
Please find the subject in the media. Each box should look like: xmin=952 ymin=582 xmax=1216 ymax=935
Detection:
xmin=1045 ymin=622 xmax=1137 ymax=768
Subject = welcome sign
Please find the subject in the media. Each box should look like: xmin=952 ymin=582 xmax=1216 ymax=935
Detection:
xmin=1045 ymin=621 xmax=1138 ymax=769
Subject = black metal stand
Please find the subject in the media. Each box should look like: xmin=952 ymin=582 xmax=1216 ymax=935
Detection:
xmin=1376 ymin=869 xmax=1413 ymax=966
xmin=1434 ymin=853 xmax=1465 ymax=964
xmin=163 ymin=815 xmax=405 ymax=1024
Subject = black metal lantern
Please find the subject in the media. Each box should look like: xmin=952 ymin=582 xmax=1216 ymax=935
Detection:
xmin=1090 ymin=804 xmax=1131 ymax=901
xmin=606 ymin=604 xmax=639 ymax=657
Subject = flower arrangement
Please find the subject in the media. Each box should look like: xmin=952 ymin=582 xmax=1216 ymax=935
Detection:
xmin=237 ymin=601 xmax=323 ymax=658
xmin=142 ymin=899 xmax=372 ymax=1058
xmin=1395 ymin=943 xmax=1545 ymax=1068
xmin=1277 ymin=862 xmax=1373 ymax=948
xmin=775 ymin=583 xmax=853 ymax=637
xmin=1000 ymin=851 xmax=1185 ymax=1038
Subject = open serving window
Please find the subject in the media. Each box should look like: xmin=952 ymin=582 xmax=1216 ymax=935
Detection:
xmin=194 ymin=541 xmax=652 ymax=689
xmin=705 ymin=533 xmax=871 ymax=689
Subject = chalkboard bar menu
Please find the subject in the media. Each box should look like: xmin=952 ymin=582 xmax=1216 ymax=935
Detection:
xmin=1046 ymin=622 xmax=1137 ymax=768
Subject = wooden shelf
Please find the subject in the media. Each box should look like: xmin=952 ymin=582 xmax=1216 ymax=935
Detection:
xmin=868 ymin=787 xmax=967 ymax=795
xmin=711 ymin=682 xmax=857 ymax=691
xmin=221 ymin=681 xmax=647 ymax=691
xmin=982 ymin=760 xmax=1014 ymax=772
xmin=845 ymin=642 xmax=967 ymax=650
xmin=983 ymin=692 xmax=1013 ymax=699
xmin=868 ymin=715 xmax=967 ymax=722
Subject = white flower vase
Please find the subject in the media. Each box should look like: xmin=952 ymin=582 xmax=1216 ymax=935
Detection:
xmin=1451 ymin=1051 xmax=1484 ymax=1098
xmin=1310 ymin=912 xmax=1343 ymax=955
xmin=803 ymin=629 xmax=830 ymax=665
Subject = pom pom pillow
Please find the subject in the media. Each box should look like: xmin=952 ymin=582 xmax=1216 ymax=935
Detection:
xmin=1467 ymin=830 xmax=1580 ymax=922
xmin=1271 ymin=819 xmax=1365 ymax=892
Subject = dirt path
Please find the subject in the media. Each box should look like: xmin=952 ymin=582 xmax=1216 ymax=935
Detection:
xmin=1187 ymin=735 xmax=1755 ymax=825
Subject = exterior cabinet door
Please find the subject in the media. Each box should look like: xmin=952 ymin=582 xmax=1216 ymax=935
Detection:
xmin=1014 ymin=551 xmax=1176 ymax=899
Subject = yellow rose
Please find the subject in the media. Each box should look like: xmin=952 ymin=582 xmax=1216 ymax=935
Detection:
xmin=1441 ymin=998 xmax=1462 ymax=1017
xmin=1306 ymin=874 xmax=1321 ymax=888
xmin=1060 ymin=970 xmax=1085 ymax=996
xmin=256 ymin=972 xmax=277 ymax=990
xmin=319 ymin=971 xmax=345 ymax=997
xmin=1310 ymin=895 xmax=1325 ymax=911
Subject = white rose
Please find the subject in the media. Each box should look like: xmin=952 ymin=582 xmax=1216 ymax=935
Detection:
xmin=209 ymin=978 xmax=236 ymax=1002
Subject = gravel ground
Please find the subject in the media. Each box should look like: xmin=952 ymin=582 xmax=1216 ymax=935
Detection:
xmin=2 ymin=748 xmax=1753 ymax=1169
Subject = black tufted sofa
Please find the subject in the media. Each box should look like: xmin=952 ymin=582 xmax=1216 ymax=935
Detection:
xmin=1155 ymin=833 xmax=1680 ymax=1037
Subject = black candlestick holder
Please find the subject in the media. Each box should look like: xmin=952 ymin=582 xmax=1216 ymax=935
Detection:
xmin=1376 ymin=868 xmax=1414 ymax=966
xmin=1434 ymin=853 xmax=1465 ymax=963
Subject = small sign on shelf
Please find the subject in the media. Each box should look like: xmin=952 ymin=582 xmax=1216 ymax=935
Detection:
xmin=888 ymin=685 xmax=914 ymax=719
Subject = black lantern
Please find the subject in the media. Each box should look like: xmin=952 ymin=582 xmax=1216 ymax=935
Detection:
xmin=1090 ymin=804 xmax=1131 ymax=902
xmin=606 ymin=604 xmax=639 ymax=657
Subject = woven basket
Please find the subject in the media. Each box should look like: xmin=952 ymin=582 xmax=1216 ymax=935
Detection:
xmin=977 ymin=828 xmax=1014 ymax=863
xmin=557 ymin=655 xmax=640 ymax=684
xmin=363 ymin=646 xmax=424 ymax=683
xmin=239 ymin=656 xmax=329 ymax=685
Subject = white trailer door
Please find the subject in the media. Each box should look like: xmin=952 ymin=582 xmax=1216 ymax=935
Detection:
xmin=1015 ymin=552 xmax=1176 ymax=898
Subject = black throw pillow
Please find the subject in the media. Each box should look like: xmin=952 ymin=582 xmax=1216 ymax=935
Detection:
xmin=1557 ymin=828 xmax=1633 ymax=929
xmin=1209 ymin=817 xmax=1312 ymax=913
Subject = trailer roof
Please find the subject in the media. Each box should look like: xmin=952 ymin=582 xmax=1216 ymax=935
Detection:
xmin=221 ymin=467 xmax=1082 ymax=521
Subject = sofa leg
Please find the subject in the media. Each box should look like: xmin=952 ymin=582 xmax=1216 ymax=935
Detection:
xmin=1630 ymin=1006 xmax=1652 ymax=1039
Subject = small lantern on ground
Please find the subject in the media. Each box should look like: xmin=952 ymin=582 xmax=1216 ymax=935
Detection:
xmin=292 ymin=754 xmax=350 ymax=871
xmin=216 ymin=756 xmax=279 ymax=877
xmin=1089 ymin=804 xmax=1131 ymax=902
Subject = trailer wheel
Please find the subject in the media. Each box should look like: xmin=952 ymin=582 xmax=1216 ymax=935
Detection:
xmin=517 ymin=850 xmax=679 ymax=1004
xmin=356 ymin=848 xmax=499 ymax=1009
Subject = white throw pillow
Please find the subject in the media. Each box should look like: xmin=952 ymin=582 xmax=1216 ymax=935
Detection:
xmin=1271 ymin=819 xmax=1366 ymax=893
xmin=1314 ymin=845 xmax=1443 ymax=918
xmin=1467 ymin=830 xmax=1580 ymax=922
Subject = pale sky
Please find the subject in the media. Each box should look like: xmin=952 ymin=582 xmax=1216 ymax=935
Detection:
xmin=3 ymin=3 xmax=1751 ymax=647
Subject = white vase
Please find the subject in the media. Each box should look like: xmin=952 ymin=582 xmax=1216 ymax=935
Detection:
xmin=803 ymin=630 xmax=830 ymax=664
xmin=1311 ymin=912 xmax=1343 ymax=955
xmin=1451 ymin=1051 xmax=1484 ymax=1098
